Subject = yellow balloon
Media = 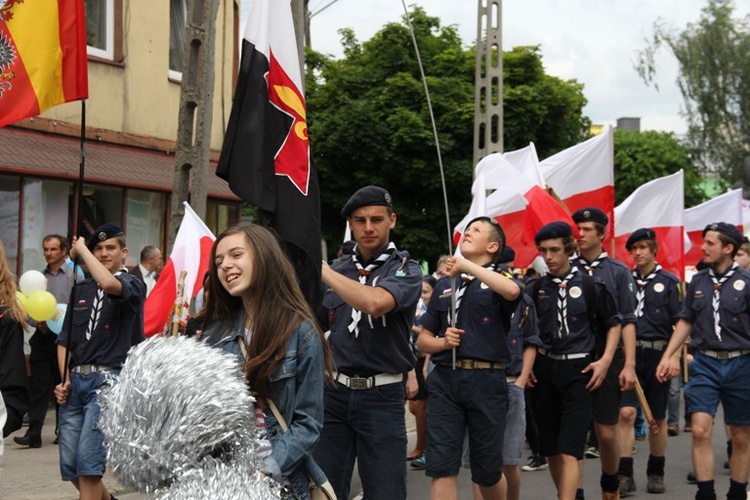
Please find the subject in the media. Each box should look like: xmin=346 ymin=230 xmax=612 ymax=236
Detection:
xmin=26 ymin=290 xmax=57 ymax=322
xmin=15 ymin=291 xmax=28 ymax=310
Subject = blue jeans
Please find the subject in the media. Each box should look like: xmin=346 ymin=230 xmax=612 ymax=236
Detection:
xmin=58 ymin=371 xmax=114 ymax=481
xmin=686 ymin=353 xmax=750 ymax=426
xmin=313 ymin=382 xmax=407 ymax=500
xmin=667 ymin=372 xmax=683 ymax=427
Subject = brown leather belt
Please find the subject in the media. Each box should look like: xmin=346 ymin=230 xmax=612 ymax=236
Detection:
xmin=438 ymin=359 xmax=505 ymax=370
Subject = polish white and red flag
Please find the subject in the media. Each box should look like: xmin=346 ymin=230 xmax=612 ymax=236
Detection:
xmin=613 ymin=170 xmax=685 ymax=279
xmin=144 ymin=202 xmax=215 ymax=337
xmin=454 ymin=152 xmax=576 ymax=268
xmin=539 ymin=127 xmax=615 ymax=239
xmin=684 ymin=189 xmax=743 ymax=266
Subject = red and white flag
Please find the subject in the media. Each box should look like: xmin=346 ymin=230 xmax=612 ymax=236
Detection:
xmin=503 ymin=142 xmax=545 ymax=186
xmin=614 ymin=171 xmax=685 ymax=279
xmin=539 ymin=128 xmax=615 ymax=238
xmin=454 ymin=153 xmax=576 ymax=268
xmin=144 ymin=202 xmax=215 ymax=337
xmin=684 ymin=189 xmax=743 ymax=266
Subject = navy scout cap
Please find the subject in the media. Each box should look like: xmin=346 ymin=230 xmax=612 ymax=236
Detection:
xmin=702 ymin=222 xmax=743 ymax=248
xmin=625 ymin=228 xmax=656 ymax=251
xmin=572 ymin=207 xmax=609 ymax=226
xmin=87 ymin=222 xmax=124 ymax=251
xmin=498 ymin=246 xmax=516 ymax=264
xmin=341 ymin=185 xmax=393 ymax=218
xmin=535 ymin=221 xmax=573 ymax=245
xmin=466 ymin=216 xmax=506 ymax=250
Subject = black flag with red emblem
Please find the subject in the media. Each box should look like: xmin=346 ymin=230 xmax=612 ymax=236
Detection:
xmin=217 ymin=0 xmax=321 ymax=308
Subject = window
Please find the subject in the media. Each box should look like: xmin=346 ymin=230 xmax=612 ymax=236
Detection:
xmin=85 ymin=0 xmax=115 ymax=60
xmin=169 ymin=0 xmax=187 ymax=80
xmin=125 ymin=190 xmax=166 ymax=269
xmin=0 ymin=175 xmax=20 ymax=273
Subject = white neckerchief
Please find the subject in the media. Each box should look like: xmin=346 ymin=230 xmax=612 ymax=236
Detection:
xmin=86 ymin=268 xmax=127 ymax=340
xmin=349 ymin=242 xmax=396 ymax=337
xmin=448 ymin=263 xmax=496 ymax=326
xmin=576 ymin=251 xmax=608 ymax=276
xmin=633 ymin=264 xmax=662 ymax=318
xmin=551 ymin=267 xmax=578 ymax=338
xmin=709 ymin=262 xmax=738 ymax=342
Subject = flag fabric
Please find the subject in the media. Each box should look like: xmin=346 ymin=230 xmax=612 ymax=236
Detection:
xmin=613 ymin=171 xmax=685 ymax=279
xmin=217 ymin=0 xmax=321 ymax=307
xmin=684 ymin=189 xmax=743 ymax=266
xmin=144 ymin=202 xmax=215 ymax=337
xmin=454 ymin=153 xmax=578 ymax=268
xmin=0 ymin=0 xmax=88 ymax=127
xmin=539 ymin=128 xmax=615 ymax=239
xmin=503 ymin=142 xmax=545 ymax=186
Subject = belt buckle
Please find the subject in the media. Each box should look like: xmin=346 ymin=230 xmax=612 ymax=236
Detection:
xmin=349 ymin=377 xmax=370 ymax=390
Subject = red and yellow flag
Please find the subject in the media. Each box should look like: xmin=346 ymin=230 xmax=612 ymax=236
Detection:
xmin=0 ymin=0 xmax=88 ymax=127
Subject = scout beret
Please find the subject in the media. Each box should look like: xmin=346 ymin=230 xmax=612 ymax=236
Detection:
xmin=625 ymin=227 xmax=656 ymax=250
xmin=87 ymin=222 xmax=124 ymax=251
xmin=466 ymin=216 xmax=506 ymax=250
xmin=535 ymin=221 xmax=573 ymax=245
xmin=498 ymin=245 xmax=516 ymax=264
xmin=572 ymin=207 xmax=609 ymax=226
xmin=341 ymin=185 xmax=393 ymax=218
xmin=702 ymin=222 xmax=744 ymax=248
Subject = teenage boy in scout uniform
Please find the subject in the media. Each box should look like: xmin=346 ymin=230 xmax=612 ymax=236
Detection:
xmin=571 ymin=207 xmax=637 ymax=500
xmin=530 ymin=221 xmax=620 ymax=500
xmin=418 ymin=216 xmax=521 ymax=500
xmin=55 ymin=223 xmax=145 ymax=500
xmin=657 ymin=222 xmax=750 ymax=500
xmin=616 ymin=228 xmax=682 ymax=496
xmin=316 ymin=186 xmax=422 ymax=500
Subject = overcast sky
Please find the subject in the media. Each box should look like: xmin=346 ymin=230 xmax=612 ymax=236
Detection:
xmin=242 ymin=0 xmax=750 ymax=135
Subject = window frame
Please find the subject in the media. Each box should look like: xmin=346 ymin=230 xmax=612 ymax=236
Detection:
xmin=85 ymin=0 xmax=116 ymax=60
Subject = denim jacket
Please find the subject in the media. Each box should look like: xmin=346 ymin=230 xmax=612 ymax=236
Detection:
xmin=202 ymin=312 xmax=328 ymax=499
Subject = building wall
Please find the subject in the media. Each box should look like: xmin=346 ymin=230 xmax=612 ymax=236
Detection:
xmin=40 ymin=0 xmax=237 ymax=151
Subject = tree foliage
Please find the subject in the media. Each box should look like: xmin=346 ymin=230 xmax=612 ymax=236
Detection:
xmin=614 ymin=129 xmax=706 ymax=207
xmin=306 ymin=7 xmax=591 ymax=266
xmin=637 ymin=0 xmax=750 ymax=187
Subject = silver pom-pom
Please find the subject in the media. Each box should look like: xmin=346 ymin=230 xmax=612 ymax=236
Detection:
xmin=100 ymin=336 xmax=260 ymax=493
xmin=157 ymin=449 xmax=281 ymax=499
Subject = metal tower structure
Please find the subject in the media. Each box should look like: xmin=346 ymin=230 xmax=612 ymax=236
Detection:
xmin=473 ymin=0 xmax=503 ymax=169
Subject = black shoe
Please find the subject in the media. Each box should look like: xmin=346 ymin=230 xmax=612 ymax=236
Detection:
xmin=53 ymin=436 xmax=59 ymax=445
xmin=13 ymin=434 xmax=42 ymax=448
xmin=686 ymin=470 xmax=697 ymax=483
xmin=410 ymin=453 xmax=427 ymax=470
xmin=521 ymin=454 xmax=548 ymax=471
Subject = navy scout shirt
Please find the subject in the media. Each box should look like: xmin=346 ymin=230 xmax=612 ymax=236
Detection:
xmin=321 ymin=247 xmax=421 ymax=375
xmin=633 ymin=267 xmax=682 ymax=341
xmin=679 ymin=267 xmax=750 ymax=351
xmin=531 ymin=271 xmax=619 ymax=355
xmin=421 ymin=269 xmax=521 ymax=364
xmin=58 ymin=271 xmax=145 ymax=368
xmin=572 ymin=254 xmax=637 ymax=326
xmin=506 ymin=294 xmax=543 ymax=376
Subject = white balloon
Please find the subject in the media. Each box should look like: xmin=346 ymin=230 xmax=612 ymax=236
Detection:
xmin=19 ymin=270 xmax=47 ymax=295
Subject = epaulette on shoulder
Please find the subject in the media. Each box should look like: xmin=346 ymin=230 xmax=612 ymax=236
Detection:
xmin=660 ymin=269 xmax=681 ymax=283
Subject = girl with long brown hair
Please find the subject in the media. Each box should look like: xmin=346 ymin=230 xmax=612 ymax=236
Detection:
xmin=202 ymin=224 xmax=334 ymax=499
xmin=0 ymin=240 xmax=29 ymax=439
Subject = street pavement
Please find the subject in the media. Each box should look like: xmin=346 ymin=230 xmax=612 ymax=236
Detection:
xmin=1 ymin=405 xmax=735 ymax=499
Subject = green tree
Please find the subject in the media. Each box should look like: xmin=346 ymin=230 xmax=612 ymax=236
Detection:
xmin=637 ymin=0 xmax=750 ymax=187
xmin=306 ymin=7 xmax=591 ymax=265
xmin=614 ymin=129 xmax=706 ymax=207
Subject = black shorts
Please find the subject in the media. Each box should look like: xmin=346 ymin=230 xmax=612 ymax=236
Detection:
xmin=592 ymin=349 xmax=624 ymax=425
xmin=426 ymin=365 xmax=508 ymax=487
xmin=620 ymin=345 xmax=669 ymax=420
xmin=533 ymin=355 xmax=593 ymax=459
xmin=409 ymin=356 xmax=427 ymax=401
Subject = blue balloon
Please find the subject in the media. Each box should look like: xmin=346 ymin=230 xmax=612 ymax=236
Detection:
xmin=45 ymin=303 xmax=67 ymax=335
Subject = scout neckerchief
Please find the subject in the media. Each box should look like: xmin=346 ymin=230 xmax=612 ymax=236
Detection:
xmin=709 ymin=261 xmax=738 ymax=342
xmin=551 ymin=267 xmax=577 ymax=338
xmin=449 ymin=263 xmax=496 ymax=325
xmin=86 ymin=267 xmax=127 ymax=340
xmin=633 ymin=264 xmax=662 ymax=318
xmin=349 ymin=242 xmax=396 ymax=338
xmin=576 ymin=251 xmax=608 ymax=276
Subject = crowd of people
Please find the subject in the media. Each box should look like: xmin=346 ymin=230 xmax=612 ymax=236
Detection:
xmin=1 ymin=184 xmax=750 ymax=500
